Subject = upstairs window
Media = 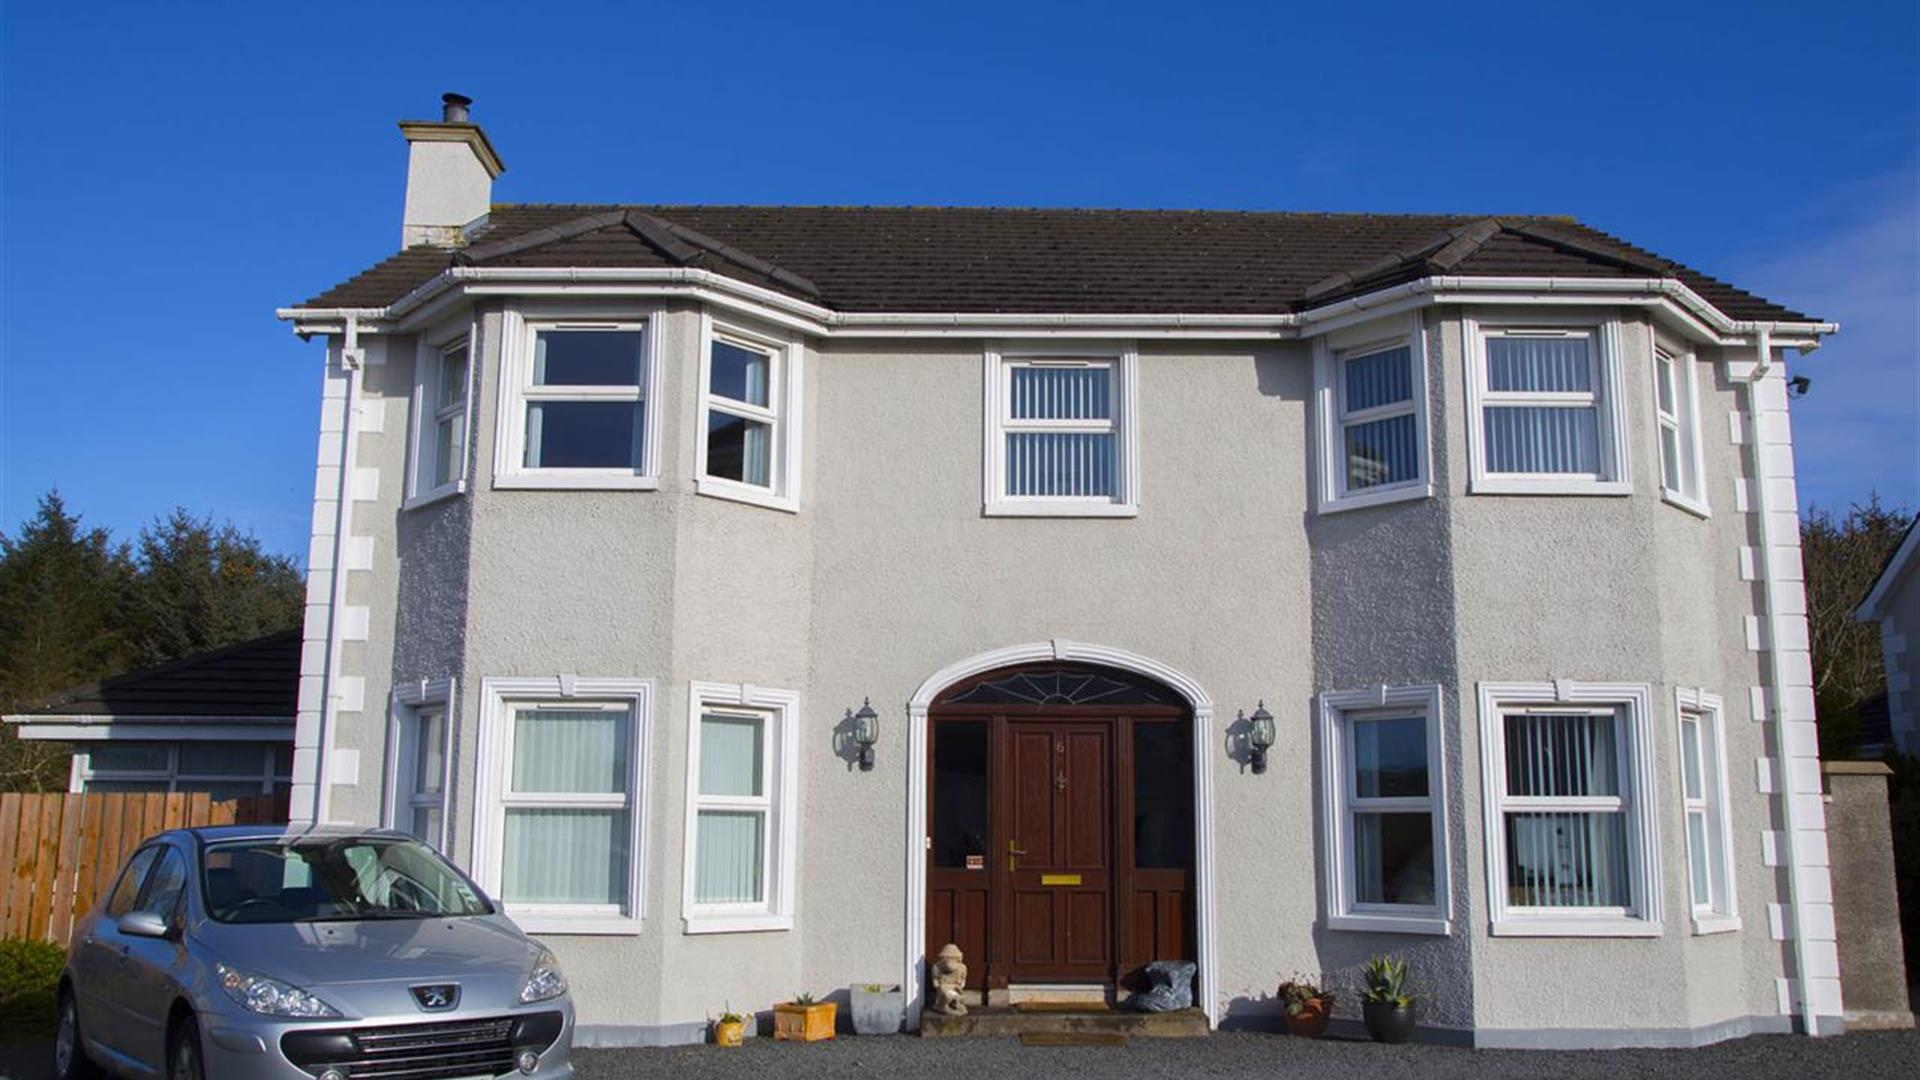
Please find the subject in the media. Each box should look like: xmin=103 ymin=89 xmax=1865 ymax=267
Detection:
xmin=1314 ymin=317 xmax=1431 ymax=512
xmin=695 ymin=317 xmax=802 ymax=512
xmin=1464 ymin=319 xmax=1630 ymax=496
xmin=983 ymin=345 xmax=1139 ymax=517
xmin=408 ymin=334 xmax=472 ymax=506
xmin=1653 ymin=343 xmax=1708 ymax=515
xmin=495 ymin=312 xmax=661 ymax=490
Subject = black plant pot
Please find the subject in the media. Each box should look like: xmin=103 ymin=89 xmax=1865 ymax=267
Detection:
xmin=1362 ymin=1000 xmax=1416 ymax=1044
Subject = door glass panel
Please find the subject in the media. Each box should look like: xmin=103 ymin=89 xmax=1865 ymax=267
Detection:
xmin=1133 ymin=721 xmax=1193 ymax=869
xmin=932 ymin=722 xmax=989 ymax=869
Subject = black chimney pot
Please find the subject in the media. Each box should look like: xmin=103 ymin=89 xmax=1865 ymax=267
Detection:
xmin=441 ymin=93 xmax=473 ymax=123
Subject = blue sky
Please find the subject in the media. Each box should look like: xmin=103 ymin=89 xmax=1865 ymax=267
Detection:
xmin=3 ymin=0 xmax=1914 ymax=558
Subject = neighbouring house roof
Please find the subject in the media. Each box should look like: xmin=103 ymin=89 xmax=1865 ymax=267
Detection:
xmin=294 ymin=205 xmax=1816 ymax=323
xmin=3 ymin=630 xmax=300 ymax=726
xmin=1855 ymin=514 xmax=1920 ymax=621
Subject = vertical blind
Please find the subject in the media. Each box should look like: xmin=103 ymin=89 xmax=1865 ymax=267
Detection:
xmin=1503 ymin=713 xmax=1629 ymax=908
xmin=503 ymin=807 xmax=629 ymax=905
xmin=1006 ymin=365 xmax=1117 ymax=498
xmin=1342 ymin=347 xmax=1417 ymax=490
xmin=1486 ymin=337 xmax=1592 ymax=392
xmin=699 ymin=716 xmax=764 ymax=797
xmin=694 ymin=811 xmax=765 ymax=904
xmin=512 ymin=709 xmax=628 ymax=793
xmin=694 ymin=714 xmax=769 ymax=906
xmin=1344 ymin=347 xmax=1413 ymax=412
xmin=1010 ymin=366 xmax=1112 ymax=420
xmin=1483 ymin=336 xmax=1601 ymax=476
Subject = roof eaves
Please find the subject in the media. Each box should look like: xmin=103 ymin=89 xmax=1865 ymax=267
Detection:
xmin=1855 ymin=514 xmax=1920 ymax=620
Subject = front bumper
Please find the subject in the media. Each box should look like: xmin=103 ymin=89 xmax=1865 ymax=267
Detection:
xmin=198 ymin=998 xmax=574 ymax=1080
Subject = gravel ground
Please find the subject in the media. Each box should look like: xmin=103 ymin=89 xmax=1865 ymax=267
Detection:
xmin=4 ymin=1029 xmax=1915 ymax=1079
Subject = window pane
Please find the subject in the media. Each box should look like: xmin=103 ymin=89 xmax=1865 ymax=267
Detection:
xmin=1011 ymin=366 xmax=1111 ymax=420
xmin=694 ymin=810 xmax=765 ymax=904
xmin=139 ymin=850 xmax=188 ymax=917
xmin=710 ymin=340 xmax=771 ymax=406
xmin=1504 ymin=811 xmax=1629 ymax=907
xmin=1504 ymin=713 xmax=1619 ymax=798
xmin=699 ymin=715 xmax=764 ymax=797
xmin=1655 ymin=356 xmax=1676 ymax=415
xmin=415 ymin=711 xmax=446 ymax=795
xmin=706 ymin=411 xmax=772 ymax=487
xmin=512 ymin=707 xmax=629 ymax=794
xmin=1483 ymin=406 xmax=1600 ymax=474
xmin=1486 ymin=336 xmax=1592 ymax=392
xmin=106 ymin=847 xmax=162 ymax=918
xmin=1344 ymin=346 xmax=1413 ymax=413
xmin=439 ymin=348 xmax=468 ymax=409
xmin=86 ymin=780 xmax=167 ymax=794
xmin=533 ymin=330 xmax=642 ymax=387
xmin=1006 ymin=432 xmax=1117 ymax=497
xmin=1687 ymin=811 xmax=1710 ymax=907
xmin=273 ymin=744 xmax=294 ymax=776
xmin=434 ymin=416 xmax=461 ymax=488
xmin=1353 ymin=716 xmax=1428 ymax=799
xmin=932 ymin=722 xmax=989 ymax=869
xmin=502 ymin=807 xmax=628 ymax=905
xmin=525 ymin=400 xmax=641 ymax=470
xmin=1354 ymin=811 xmax=1435 ymax=905
xmin=178 ymin=743 xmax=267 ymax=777
xmin=1346 ymin=415 xmax=1418 ymax=490
xmin=1659 ymin=425 xmax=1683 ymax=493
xmin=1133 ymin=721 xmax=1193 ymax=869
xmin=90 ymin=743 xmax=170 ymax=773
xmin=1679 ymin=716 xmax=1703 ymax=800
xmin=411 ymin=805 xmax=444 ymax=848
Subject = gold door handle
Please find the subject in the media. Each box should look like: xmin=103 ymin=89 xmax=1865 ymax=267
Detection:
xmin=1008 ymin=840 xmax=1027 ymax=871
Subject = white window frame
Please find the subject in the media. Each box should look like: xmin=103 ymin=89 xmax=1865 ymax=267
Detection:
xmin=1317 ymin=684 xmax=1450 ymax=934
xmin=1313 ymin=315 xmax=1433 ymax=513
xmin=1463 ymin=314 xmax=1632 ymax=496
xmin=1675 ymin=688 xmax=1739 ymax=934
xmin=472 ymin=676 xmax=653 ymax=935
xmin=982 ymin=341 xmax=1140 ymax=517
xmin=1651 ymin=332 xmax=1710 ymax=517
xmin=492 ymin=306 xmax=663 ymax=490
xmin=1477 ymin=681 xmax=1662 ymax=937
xmin=405 ymin=325 xmax=475 ymax=509
xmin=77 ymin=741 xmax=290 ymax=795
xmin=384 ymin=678 xmax=455 ymax=851
xmin=694 ymin=314 xmax=804 ymax=513
xmin=682 ymin=681 xmax=800 ymax=934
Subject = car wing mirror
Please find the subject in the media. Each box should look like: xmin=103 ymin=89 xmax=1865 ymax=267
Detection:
xmin=119 ymin=911 xmax=172 ymax=939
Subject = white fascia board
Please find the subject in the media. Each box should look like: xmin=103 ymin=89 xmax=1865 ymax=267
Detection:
xmin=7 ymin=719 xmax=294 ymax=741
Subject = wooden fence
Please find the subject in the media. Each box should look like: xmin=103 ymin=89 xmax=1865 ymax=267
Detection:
xmin=0 ymin=791 xmax=288 ymax=948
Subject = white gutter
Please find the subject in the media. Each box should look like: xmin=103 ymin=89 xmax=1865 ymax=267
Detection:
xmin=306 ymin=315 xmax=366 ymax=825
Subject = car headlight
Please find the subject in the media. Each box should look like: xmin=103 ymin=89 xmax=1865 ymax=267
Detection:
xmin=519 ymin=949 xmax=568 ymax=1003
xmin=217 ymin=962 xmax=341 ymax=1018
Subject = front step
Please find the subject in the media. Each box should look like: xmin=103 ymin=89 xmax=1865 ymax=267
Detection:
xmin=919 ymin=1006 xmax=1209 ymax=1039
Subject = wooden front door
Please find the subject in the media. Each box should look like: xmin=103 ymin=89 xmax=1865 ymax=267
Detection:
xmin=1003 ymin=720 xmax=1112 ymax=981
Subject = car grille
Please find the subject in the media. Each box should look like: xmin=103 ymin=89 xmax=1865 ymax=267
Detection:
xmin=282 ymin=1016 xmax=522 ymax=1079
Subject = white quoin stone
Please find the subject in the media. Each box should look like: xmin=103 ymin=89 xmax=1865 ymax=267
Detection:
xmin=399 ymin=107 xmax=505 ymax=249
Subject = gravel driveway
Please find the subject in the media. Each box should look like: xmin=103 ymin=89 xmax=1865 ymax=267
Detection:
xmin=4 ymin=1030 xmax=1915 ymax=1079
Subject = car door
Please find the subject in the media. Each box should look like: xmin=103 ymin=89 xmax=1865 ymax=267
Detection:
xmin=74 ymin=844 xmax=162 ymax=1064
xmin=118 ymin=845 xmax=192 ymax=1072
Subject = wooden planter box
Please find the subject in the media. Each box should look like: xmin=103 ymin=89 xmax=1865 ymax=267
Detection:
xmin=773 ymin=1001 xmax=836 ymax=1042
xmin=712 ymin=1018 xmax=746 ymax=1047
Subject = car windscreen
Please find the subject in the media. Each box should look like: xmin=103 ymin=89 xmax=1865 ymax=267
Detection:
xmin=202 ymin=836 xmax=493 ymax=923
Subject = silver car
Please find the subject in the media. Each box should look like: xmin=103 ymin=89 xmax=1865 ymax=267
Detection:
xmin=54 ymin=825 xmax=575 ymax=1080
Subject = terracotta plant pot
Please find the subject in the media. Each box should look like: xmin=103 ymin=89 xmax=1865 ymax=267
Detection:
xmin=712 ymin=1019 xmax=746 ymax=1047
xmin=773 ymin=1001 xmax=837 ymax=1042
xmin=1282 ymin=996 xmax=1333 ymax=1037
xmin=1362 ymin=999 xmax=1416 ymax=1044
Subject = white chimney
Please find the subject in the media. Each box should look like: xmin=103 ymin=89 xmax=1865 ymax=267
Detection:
xmin=398 ymin=93 xmax=505 ymax=248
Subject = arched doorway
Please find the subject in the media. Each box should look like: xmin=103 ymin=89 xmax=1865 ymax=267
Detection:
xmin=923 ymin=659 xmax=1199 ymax=1005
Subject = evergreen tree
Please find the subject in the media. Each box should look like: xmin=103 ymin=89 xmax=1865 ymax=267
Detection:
xmin=127 ymin=510 xmax=305 ymax=667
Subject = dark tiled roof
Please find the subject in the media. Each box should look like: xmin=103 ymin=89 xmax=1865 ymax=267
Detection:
xmin=8 ymin=631 xmax=300 ymax=723
xmin=296 ymin=205 xmax=1815 ymax=323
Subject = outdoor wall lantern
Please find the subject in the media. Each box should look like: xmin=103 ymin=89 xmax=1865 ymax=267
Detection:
xmin=851 ymin=698 xmax=880 ymax=771
xmin=1242 ymin=701 xmax=1276 ymax=774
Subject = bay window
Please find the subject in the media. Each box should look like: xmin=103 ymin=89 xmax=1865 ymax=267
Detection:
xmin=1464 ymin=318 xmax=1630 ymax=495
xmin=1313 ymin=316 xmax=1432 ymax=512
xmin=494 ymin=311 xmax=661 ymax=490
xmin=1478 ymin=681 xmax=1661 ymax=936
xmin=1318 ymin=685 xmax=1449 ymax=934
xmin=1676 ymin=689 xmax=1738 ymax=933
xmin=407 ymin=333 xmax=472 ymax=507
xmin=682 ymin=682 xmax=798 ymax=933
xmin=982 ymin=343 xmax=1139 ymax=516
xmin=386 ymin=679 xmax=452 ymax=850
xmin=695 ymin=316 xmax=802 ymax=511
xmin=1653 ymin=342 xmax=1708 ymax=514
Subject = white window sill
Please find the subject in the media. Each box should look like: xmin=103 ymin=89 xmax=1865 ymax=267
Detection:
xmin=1319 ymin=481 xmax=1433 ymax=516
xmin=1691 ymin=913 xmax=1741 ymax=936
xmin=695 ymin=476 xmax=798 ymax=514
xmin=1490 ymin=916 xmax=1663 ymax=938
xmin=493 ymin=473 xmax=660 ymax=491
xmin=1469 ymin=477 xmax=1633 ymax=497
xmin=507 ymin=914 xmax=645 ymax=936
xmin=402 ymin=481 xmax=466 ymax=512
xmin=1662 ymin=491 xmax=1712 ymax=520
xmin=1326 ymin=912 xmax=1451 ymax=936
xmin=983 ymin=500 xmax=1138 ymax=519
xmin=682 ymin=912 xmax=794 ymax=935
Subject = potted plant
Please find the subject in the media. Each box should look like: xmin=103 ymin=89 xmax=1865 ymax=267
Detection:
xmin=1359 ymin=955 xmax=1416 ymax=1044
xmin=773 ymin=992 xmax=837 ymax=1042
xmin=850 ymin=982 xmax=905 ymax=1035
xmin=1277 ymin=974 xmax=1334 ymax=1037
xmin=712 ymin=1005 xmax=747 ymax=1047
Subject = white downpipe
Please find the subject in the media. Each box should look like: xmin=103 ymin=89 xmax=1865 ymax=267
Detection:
xmin=310 ymin=316 xmax=365 ymax=825
xmin=1735 ymin=325 xmax=1819 ymax=1034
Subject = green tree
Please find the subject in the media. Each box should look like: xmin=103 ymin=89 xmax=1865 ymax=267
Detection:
xmin=1801 ymin=495 xmax=1914 ymax=759
xmin=0 ymin=493 xmax=136 ymax=789
xmin=126 ymin=510 xmax=305 ymax=667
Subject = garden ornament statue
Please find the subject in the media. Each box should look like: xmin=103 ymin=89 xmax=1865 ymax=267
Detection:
xmin=1130 ymin=960 xmax=1197 ymax=1012
xmin=930 ymin=943 xmax=969 ymax=1015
